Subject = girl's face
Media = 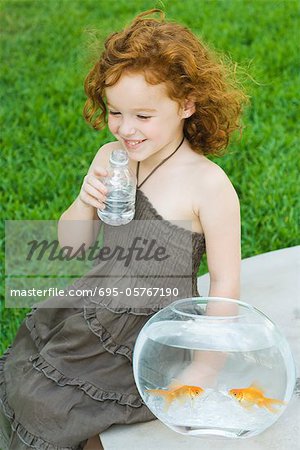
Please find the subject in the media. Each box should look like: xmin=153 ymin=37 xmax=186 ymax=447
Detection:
xmin=105 ymin=72 xmax=189 ymax=162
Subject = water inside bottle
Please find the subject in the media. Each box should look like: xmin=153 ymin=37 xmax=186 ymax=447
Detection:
xmin=98 ymin=188 xmax=136 ymax=226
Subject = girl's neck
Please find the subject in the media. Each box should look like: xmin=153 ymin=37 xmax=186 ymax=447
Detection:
xmin=136 ymin=136 xmax=185 ymax=189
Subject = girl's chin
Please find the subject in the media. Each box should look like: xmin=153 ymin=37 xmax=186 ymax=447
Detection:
xmin=126 ymin=148 xmax=150 ymax=161
xmin=127 ymin=153 xmax=146 ymax=162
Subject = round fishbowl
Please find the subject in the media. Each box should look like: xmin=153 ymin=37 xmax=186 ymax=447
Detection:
xmin=133 ymin=297 xmax=296 ymax=438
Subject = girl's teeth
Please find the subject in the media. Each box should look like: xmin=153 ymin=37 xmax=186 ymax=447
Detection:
xmin=127 ymin=140 xmax=144 ymax=145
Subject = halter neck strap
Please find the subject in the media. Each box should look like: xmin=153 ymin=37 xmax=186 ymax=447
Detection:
xmin=136 ymin=136 xmax=185 ymax=189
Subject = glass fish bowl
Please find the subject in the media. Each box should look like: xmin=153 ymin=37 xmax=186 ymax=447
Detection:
xmin=133 ymin=297 xmax=296 ymax=438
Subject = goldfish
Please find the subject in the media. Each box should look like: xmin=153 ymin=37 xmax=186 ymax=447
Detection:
xmin=146 ymin=384 xmax=205 ymax=412
xmin=228 ymin=383 xmax=286 ymax=413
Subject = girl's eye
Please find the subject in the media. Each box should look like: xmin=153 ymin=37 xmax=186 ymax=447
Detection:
xmin=137 ymin=115 xmax=151 ymax=120
xmin=108 ymin=111 xmax=151 ymax=120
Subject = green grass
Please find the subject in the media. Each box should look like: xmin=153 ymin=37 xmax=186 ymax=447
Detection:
xmin=1 ymin=0 xmax=299 ymax=353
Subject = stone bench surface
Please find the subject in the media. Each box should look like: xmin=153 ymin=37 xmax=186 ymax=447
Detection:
xmin=101 ymin=246 xmax=300 ymax=450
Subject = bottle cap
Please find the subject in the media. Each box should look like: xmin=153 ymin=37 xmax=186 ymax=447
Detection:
xmin=110 ymin=149 xmax=129 ymax=167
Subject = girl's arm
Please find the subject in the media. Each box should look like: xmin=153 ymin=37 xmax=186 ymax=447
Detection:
xmin=193 ymin=164 xmax=240 ymax=379
xmin=57 ymin=143 xmax=114 ymax=250
xmin=198 ymin=163 xmax=241 ymax=303
xmin=170 ymin=164 xmax=241 ymax=388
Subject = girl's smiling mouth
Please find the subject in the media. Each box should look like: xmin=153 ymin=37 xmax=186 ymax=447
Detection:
xmin=123 ymin=139 xmax=147 ymax=149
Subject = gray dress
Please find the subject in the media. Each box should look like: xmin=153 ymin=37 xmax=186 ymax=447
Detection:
xmin=0 ymin=189 xmax=205 ymax=450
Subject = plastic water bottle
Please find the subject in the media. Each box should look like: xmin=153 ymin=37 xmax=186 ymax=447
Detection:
xmin=97 ymin=149 xmax=137 ymax=226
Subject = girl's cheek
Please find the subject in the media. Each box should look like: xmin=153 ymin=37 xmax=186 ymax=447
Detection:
xmin=107 ymin=118 xmax=118 ymax=134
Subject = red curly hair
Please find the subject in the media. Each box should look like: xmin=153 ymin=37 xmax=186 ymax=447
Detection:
xmin=83 ymin=9 xmax=249 ymax=155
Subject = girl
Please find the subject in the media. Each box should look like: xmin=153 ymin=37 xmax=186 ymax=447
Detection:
xmin=0 ymin=9 xmax=248 ymax=450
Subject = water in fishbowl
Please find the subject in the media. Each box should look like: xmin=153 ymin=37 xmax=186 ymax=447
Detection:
xmin=134 ymin=318 xmax=295 ymax=438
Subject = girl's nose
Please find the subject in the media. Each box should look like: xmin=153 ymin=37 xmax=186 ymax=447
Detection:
xmin=118 ymin=118 xmax=136 ymax=137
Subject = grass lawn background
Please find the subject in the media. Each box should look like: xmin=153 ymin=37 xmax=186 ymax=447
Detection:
xmin=1 ymin=0 xmax=299 ymax=353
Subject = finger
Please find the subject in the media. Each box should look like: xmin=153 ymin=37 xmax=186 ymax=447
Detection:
xmin=83 ymin=184 xmax=107 ymax=202
xmin=80 ymin=191 xmax=105 ymax=210
xmin=92 ymin=166 xmax=108 ymax=178
xmin=91 ymin=198 xmax=106 ymax=210
xmin=85 ymin=175 xmax=108 ymax=195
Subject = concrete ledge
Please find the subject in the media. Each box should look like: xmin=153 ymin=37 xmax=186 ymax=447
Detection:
xmin=101 ymin=246 xmax=300 ymax=450
xmin=198 ymin=246 xmax=300 ymax=361
xmin=101 ymin=397 xmax=300 ymax=450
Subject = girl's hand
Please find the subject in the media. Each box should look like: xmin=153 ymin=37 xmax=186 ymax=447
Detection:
xmin=78 ymin=166 xmax=108 ymax=210
xmin=168 ymin=361 xmax=218 ymax=390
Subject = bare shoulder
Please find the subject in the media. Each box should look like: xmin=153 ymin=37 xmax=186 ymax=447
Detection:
xmin=88 ymin=141 xmax=120 ymax=173
xmin=190 ymin=156 xmax=240 ymax=208
xmin=191 ymin=156 xmax=230 ymax=186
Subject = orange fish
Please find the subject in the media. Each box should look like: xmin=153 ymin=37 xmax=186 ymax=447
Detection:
xmin=228 ymin=383 xmax=286 ymax=413
xmin=146 ymin=384 xmax=204 ymax=411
